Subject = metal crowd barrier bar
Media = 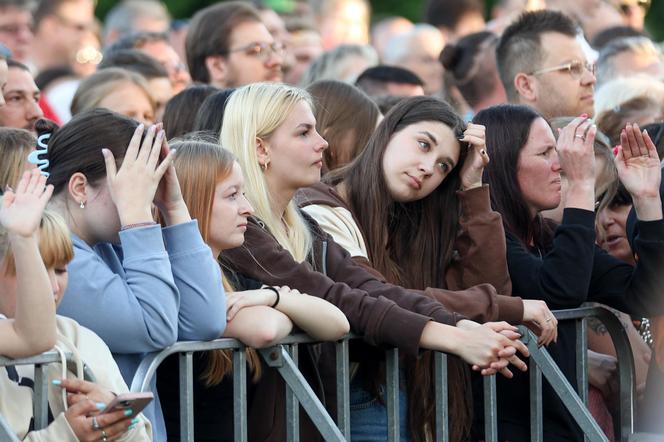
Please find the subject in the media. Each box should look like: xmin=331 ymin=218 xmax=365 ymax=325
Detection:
xmin=124 ymin=305 xmax=637 ymax=442
xmin=0 ymin=413 xmax=19 ymax=442
xmin=554 ymin=306 xmax=636 ymax=441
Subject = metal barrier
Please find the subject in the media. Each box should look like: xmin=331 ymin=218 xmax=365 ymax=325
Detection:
xmin=0 ymin=306 xmax=640 ymax=441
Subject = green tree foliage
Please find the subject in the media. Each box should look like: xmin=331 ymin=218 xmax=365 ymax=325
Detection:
xmin=96 ymin=0 xmax=663 ymax=40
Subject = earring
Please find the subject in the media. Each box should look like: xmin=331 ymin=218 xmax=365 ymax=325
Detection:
xmin=261 ymin=159 xmax=270 ymax=171
xmin=79 ymin=200 xmax=85 ymax=209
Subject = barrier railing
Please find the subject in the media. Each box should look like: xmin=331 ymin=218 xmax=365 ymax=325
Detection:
xmin=0 ymin=306 xmax=643 ymax=441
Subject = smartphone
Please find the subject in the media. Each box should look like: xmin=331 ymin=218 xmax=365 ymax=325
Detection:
xmin=100 ymin=392 xmax=154 ymax=416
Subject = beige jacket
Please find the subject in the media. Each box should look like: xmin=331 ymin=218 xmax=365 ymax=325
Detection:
xmin=0 ymin=315 xmax=152 ymax=441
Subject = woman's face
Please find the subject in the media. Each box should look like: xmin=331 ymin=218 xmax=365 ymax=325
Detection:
xmin=381 ymin=120 xmax=460 ymax=203
xmin=209 ymin=162 xmax=254 ymax=254
xmin=78 ymin=179 xmax=122 ymax=245
xmin=97 ymin=82 xmax=155 ymax=125
xmin=516 ymin=118 xmax=563 ymax=216
xmin=0 ymin=258 xmax=68 ymax=318
xmin=597 ymin=202 xmax=635 ymax=265
xmin=263 ymin=100 xmax=328 ymax=192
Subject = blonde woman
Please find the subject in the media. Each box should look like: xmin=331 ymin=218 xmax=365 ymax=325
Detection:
xmin=157 ymin=139 xmax=349 ymax=441
xmin=218 ymin=82 xmax=530 ymax=440
xmin=71 ymin=68 xmax=156 ymax=125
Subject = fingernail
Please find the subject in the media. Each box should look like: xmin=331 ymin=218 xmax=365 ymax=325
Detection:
xmin=128 ymin=423 xmax=136 ymax=431
xmin=101 ymin=148 xmax=109 ymax=156
xmin=51 ymin=379 xmax=61 ymax=386
xmin=613 ymin=146 xmax=619 ymax=156
xmin=124 ymin=409 xmax=134 ymax=416
xmin=170 ymin=148 xmax=177 ymax=155
xmin=96 ymin=402 xmax=106 ymax=409
xmin=137 ymin=123 xmax=144 ymax=130
xmin=131 ymin=417 xmax=140 ymax=424
xmin=580 ymin=113 xmax=588 ymax=118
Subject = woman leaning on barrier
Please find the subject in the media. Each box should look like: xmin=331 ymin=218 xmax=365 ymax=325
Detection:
xmin=475 ymin=104 xmax=664 ymax=442
xmin=156 ymin=138 xmax=350 ymax=441
xmin=215 ymin=82 xmax=531 ymax=441
xmin=297 ymin=95 xmax=558 ymax=441
xmin=0 ymin=170 xmax=151 ymax=441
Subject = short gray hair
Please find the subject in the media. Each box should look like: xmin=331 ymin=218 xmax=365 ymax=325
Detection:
xmin=299 ymin=44 xmax=378 ymax=86
xmin=382 ymin=24 xmax=441 ymax=64
xmin=596 ymin=36 xmax=663 ymax=86
xmin=103 ymin=0 xmax=171 ymax=43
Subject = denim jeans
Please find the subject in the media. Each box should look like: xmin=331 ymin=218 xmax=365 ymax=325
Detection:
xmin=349 ymin=375 xmax=410 ymax=441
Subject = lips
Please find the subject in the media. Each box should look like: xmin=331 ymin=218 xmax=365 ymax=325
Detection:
xmin=406 ymin=173 xmax=422 ymax=190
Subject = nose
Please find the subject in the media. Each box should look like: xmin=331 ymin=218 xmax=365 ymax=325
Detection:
xmin=315 ymin=130 xmax=329 ymax=151
xmin=581 ymin=66 xmax=596 ymax=86
xmin=265 ymin=49 xmax=284 ymax=68
xmin=47 ymin=269 xmax=60 ymax=297
xmin=598 ymin=209 xmax=614 ymax=229
xmin=240 ymin=194 xmax=254 ymax=216
xmin=29 ymin=98 xmax=44 ymax=121
xmin=551 ymin=150 xmax=562 ymax=172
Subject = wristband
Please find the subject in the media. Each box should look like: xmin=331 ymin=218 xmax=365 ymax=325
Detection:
xmin=263 ymin=286 xmax=280 ymax=308
xmin=121 ymin=221 xmax=158 ymax=231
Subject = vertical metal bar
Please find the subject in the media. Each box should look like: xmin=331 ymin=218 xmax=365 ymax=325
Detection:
xmin=33 ymin=364 xmax=49 ymax=430
xmin=336 ymin=339 xmax=351 ymax=439
xmin=286 ymin=345 xmax=300 ymax=442
xmin=529 ymin=362 xmax=543 ymax=442
xmin=575 ymin=318 xmax=588 ymax=406
xmin=233 ymin=348 xmax=248 ymax=442
xmin=483 ymin=375 xmax=498 ymax=442
xmin=385 ymin=348 xmax=400 ymax=442
xmin=179 ymin=352 xmax=194 ymax=442
xmin=434 ymin=352 xmax=449 ymax=442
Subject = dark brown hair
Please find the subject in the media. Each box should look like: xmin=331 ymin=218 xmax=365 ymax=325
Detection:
xmin=473 ymin=104 xmax=550 ymax=247
xmin=40 ymin=109 xmax=140 ymax=195
xmin=306 ymin=80 xmax=379 ymax=172
xmin=162 ymin=85 xmax=218 ymax=139
xmin=192 ymin=88 xmax=236 ymax=137
xmin=329 ymin=95 xmax=470 ymax=440
xmin=185 ymin=1 xmax=262 ymax=83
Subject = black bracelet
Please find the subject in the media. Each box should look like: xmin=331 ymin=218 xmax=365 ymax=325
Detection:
xmin=264 ymin=286 xmax=280 ymax=308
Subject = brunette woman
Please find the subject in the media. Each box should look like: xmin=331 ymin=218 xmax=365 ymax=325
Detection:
xmin=476 ymin=104 xmax=664 ymax=441
xmin=43 ymin=110 xmax=226 ymax=441
xmin=297 ymin=95 xmax=557 ymax=440
xmin=157 ymin=138 xmax=349 ymax=441
xmin=218 ymin=83 xmax=531 ymax=440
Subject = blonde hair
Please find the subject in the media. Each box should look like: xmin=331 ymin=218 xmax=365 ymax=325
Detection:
xmin=220 ymin=83 xmax=313 ymax=263
xmin=70 ymin=67 xmax=155 ymax=116
xmin=0 ymin=128 xmax=36 ymax=191
xmin=1 ymin=210 xmax=74 ymax=276
xmin=169 ymin=138 xmax=262 ymax=385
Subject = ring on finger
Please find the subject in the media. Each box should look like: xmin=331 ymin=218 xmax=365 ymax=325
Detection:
xmin=546 ymin=316 xmax=553 ymax=322
xmin=574 ymin=134 xmax=585 ymax=141
xmin=101 ymin=429 xmax=108 ymax=442
xmin=92 ymin=416 xmax=101 ymax=431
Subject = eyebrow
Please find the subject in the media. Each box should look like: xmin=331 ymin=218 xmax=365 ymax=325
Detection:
xmin=418 ymin=131 xmax=438 ymax=145
xmin=296 ymin=123 xmax=314 ymax=130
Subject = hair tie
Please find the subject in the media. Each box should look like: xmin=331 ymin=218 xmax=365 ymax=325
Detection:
xmin=27 ymin=133 xmax=51 ymax=177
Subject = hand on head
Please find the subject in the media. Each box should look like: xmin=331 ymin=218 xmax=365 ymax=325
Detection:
xmin=458 ymin=123 xmax=490 ymax=191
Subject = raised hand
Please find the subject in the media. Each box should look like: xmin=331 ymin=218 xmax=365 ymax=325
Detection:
xmin=557 ymin=115 xmax=597 ymax=211
xmin=0 ymin=169 xmax=53 ymax=238
xmin=458 ymin=123 xmax=490 ymax=190
xmin=153 ymin=135 xmax=191 ymax=226
xmin=522 ymin=299 xmax=558 ymax=346
xmin=615 ymin=123 xmax=662 ymax=221
xmin=102 ymin=123 xmax=175 ymax=227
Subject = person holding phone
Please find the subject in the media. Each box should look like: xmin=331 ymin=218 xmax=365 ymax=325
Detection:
xmin=0 ymin=170 xmax=151 ymax=441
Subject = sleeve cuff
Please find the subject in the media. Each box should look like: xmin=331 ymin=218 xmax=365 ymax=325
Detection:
xmin=495 ymin=295 xmax=524 ymax=323
xmin=162 ymin=220 xmax=207 ymax=253
xmin=561 ymin=208 xmax=596 ymax=228
xmin=635 ymin=218 xmax=664 ymax=241
xmin=380 ymin=306 xmax=433 ymax=357
xmin=457 ymin=184 xmax=491 ymax=218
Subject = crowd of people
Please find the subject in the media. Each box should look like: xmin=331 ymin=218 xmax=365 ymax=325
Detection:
xmin=0 ymin=0 xmax=663 ymax=441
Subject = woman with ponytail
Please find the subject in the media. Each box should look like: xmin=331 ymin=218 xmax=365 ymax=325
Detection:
xmin=40 ymin=109 xmax=226 ymax=442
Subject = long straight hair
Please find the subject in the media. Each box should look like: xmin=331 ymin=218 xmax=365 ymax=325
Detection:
xmin=473 ymin=104 xmax=550 ymax=247
xmin=220 ymin=83 xmax=313 ymax=262
xmin=328 ymin=96 xmax=470 ymax=441
xmin=169 ymin=138 xmax=262 ymax=385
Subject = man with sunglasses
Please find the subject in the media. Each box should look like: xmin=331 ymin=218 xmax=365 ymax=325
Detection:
xmin=496 ymin=10 xmax=597 ymax=119
xmin=186 ymin=1 xmax=283 ymax=89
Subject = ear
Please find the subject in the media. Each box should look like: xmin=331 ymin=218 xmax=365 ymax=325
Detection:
xmin=514 ymin=72 xmax=538 ymax=103
xmin=68 ymin=172 xmax=89 ymax=206
xmin=255 ymin=137 xmax=270 ymax=167
xmin=204 ymin=55 xmax=227 ymax=86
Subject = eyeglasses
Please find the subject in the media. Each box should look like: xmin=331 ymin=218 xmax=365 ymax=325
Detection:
xmin=224 ymin=42 xmax=285 ymax=61
xmin=530 ymin=60 xmax=596 ymax=79
xmin=616 ymin=0 xmax=651 ymax=14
